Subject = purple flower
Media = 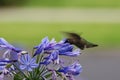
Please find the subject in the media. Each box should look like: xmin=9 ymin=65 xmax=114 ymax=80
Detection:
xmin=0 ymin=73 xmax=4 ymax=80
xmin=59 ymin=49 xmax=81 ymax=56
xmin=54 ymin=43 xmax=81 ymax=56
xmin=0 ymin=59 xmax=9 ymax=71
xmin=58 ymin=62 xmax=82 ymax=76
xmin=0 ymin=38 xmax=21 ymax=59
xmin=0 ymin=58 xmax=15 ymax=75
xmin=40 ymin=50 xmax=59 ymax=65
xmin=34 ymin=37 xmax=49 ymax=56
xmin=0 ymin=58 xmax=16 ymax=68
xmin=19 ymin=54 xmax=38 ymax=71
xmin=58 ymin=44 xmax=73 ymax=53
xmin=34 ymin=37 xmax=56 ymax=56
xmin=0 ymin=38 xmax=14 ymax=50
xmin=34 ymin=37 xmax=81 ymax=57
xmin=47 ymin=69 xmax=57 ymax=80
xmin=37 ymin=38 xmax=81 ymax=65
xmin=0 ymin=38 xmax=21 ymax=53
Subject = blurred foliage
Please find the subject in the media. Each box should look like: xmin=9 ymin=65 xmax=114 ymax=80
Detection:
xmin=0 ymin=0 xmax=28 ymax=6
xmin=27 ymin=0 xmax=120 ymax=8
xmin=0 ymin=22 xmax=120 ymax=48
xmin=0 ymin=0 xmax=120 ymax=8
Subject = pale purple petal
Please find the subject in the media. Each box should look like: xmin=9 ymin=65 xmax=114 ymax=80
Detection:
xmin=20 ymin=65 xmax=27 ymax=70
xmin=0 ymin=73 xmax=4 ymax=80
xmin=30 ymin=64 xmax=38 ymax=68
xmin=25 ymin=54 xmax=31 ymax=62
xmin=19 ymin=54 xmax=38 ymax=71
xmin=27 ymin=67 xmax=32 ymax=71
xmin=30 ymin=58 xmax=36 ymax=64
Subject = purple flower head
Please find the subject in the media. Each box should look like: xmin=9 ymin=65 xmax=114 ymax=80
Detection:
xmin=33 ymin=37 xmax=49 ymax=56
xmin=58 ymin=44 xmax=73 ymax=53
xmin=0 ymin=58 xmax=16 ymax=75
xmin=53 ymin=42 xmax=70 ymax=50
xmin=34 ymin=37 xmax=56 ymax=56
xmin=59 ymin=49 xmax=81 ymax=56
xmin=2 ymin=68 xmax=9 ymax=75
xmin=53 ymin=43 xmax=73 ymax=52
xmin=58 ymin=62 xmax=82 ymax=76
xmin=54 ymin=42 xmax=81 ymax=56
xmin=0 ymin=59 xmax=9 ymax=71
xmin=44 ymin=38 xmax=56 ymax=51
xmin=19 ymin=54 xmax=38 ymax=71
xmin=0 ymin=38 xmax=21 ymax=53
xmin=34 ymin=37 xmax=81 ymax=57
xmin=40 ymin=50 xmax=59 ymax=65
xmin=0 ymin=38 xmax=14 ymax=50
xmin=0 ymin=73 xmax=4 ymax=80
xmin=0 ymin=38 xmax=22 ymax=59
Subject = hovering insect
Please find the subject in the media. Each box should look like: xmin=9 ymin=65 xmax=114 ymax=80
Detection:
xmin=62 ymin=32 xmax=98 ymax=50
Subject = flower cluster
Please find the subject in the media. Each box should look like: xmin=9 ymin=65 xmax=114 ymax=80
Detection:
xmin=0 ymin=37 xmax=82 ymax=80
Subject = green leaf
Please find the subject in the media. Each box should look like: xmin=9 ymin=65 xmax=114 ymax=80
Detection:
xmin=56 ymin=71 xmax=68 ymax=80
xmin=14 ymin=73 xmax=24 ymax=80
xmin=56 ymin=71 xmax=63 ymax=77
xmin=44 ymin=72 xmax=52 ymax=79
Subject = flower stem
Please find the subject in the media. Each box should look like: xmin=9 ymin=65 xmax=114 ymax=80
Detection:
xmin=13 ymin=64 xmax=28 ymax=79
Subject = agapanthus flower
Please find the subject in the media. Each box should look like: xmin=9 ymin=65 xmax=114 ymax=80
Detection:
xmin=0 ymin=59 xmax=9 ymax=71
xmin=19 ymin=54 xmax=38 ymax=71
xmin=0 ymin=38 xmax=21 ymax=53
xmin=0 ymin=58 xmax=16 ymax=76
xmin=58 ymin=43 xmax=73 ymax=53
xmin=0 ymin=73 xmax=4 ymax=80
xmin=52 ymin=70 xmax=57 ymax=80
xmin=34 ymin=37 xmax=56 ymax=56
xmin=0 ymin=67 xmax=9 ymax=80
xmin=0 ymin=38 xmax=21 ymax=59
xmin=58 ymin=62 xmax=82 ymax=76
xmin=59 ymin=49 xmax=81 ymax=56
xmin=0 ymin=37 xmax=83 ymax=80
xmin=0 ymin=38 xmax=14 ymax=50
xmin=48 ymin=69 xmax=57 ymax=80
xmin=0 ymin=58 xmax=16 ymax=70
xmin=37 ymin=37 xmax=81 ymax=65
xmin=56 ymin=43 xmax=81 ymax=56
xmin=34 ymin=37 xmax=81 ymax=56
xmin=40 ymin=50 xmax=59 ymax=65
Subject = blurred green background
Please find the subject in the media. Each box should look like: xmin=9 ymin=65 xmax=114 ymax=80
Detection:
xmin=28 ymin=0 xmax=120 ymax=8
xmin=0 ymin=22 xmax=120 ymax=48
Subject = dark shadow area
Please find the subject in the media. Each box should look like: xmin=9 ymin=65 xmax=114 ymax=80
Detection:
xmin=0 ymin=0 xmax=28 ymax=6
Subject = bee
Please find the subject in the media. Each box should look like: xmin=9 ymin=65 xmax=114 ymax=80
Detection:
xmin=62 ymin=32 xmax=98 ymax=50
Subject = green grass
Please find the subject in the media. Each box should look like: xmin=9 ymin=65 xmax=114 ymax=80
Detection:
xmin=25 ymin=0 xmax=120 ymax=8
xmin=0 ymin=22 xmax=120 ymax=48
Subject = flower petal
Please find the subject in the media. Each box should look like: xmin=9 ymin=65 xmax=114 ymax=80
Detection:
xmin=30 ymin=63 xmax=38 ymax=68
xmin=0 ymin=38 xmax=14 ymax=49
xmin=27 ymin=67 xmax=33 ymax=71
xmin=20 ymin=65 xmax=27 ymax=70
xmin=19 ymin=54 xmax=38 ymax=71
xmin=33 ymin=44 xmax=44 ymax=56
xmin=58 ymin=62 xmax=82 ymax=76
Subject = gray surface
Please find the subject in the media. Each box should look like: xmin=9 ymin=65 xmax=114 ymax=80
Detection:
xmin=0 ymin=8 xmax=120 ymax=23
xmin=77 ymin=47 xmax=120 ymax=80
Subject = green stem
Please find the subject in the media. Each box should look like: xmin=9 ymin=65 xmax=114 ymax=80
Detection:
xmin=31 ymin=48 xmax=35 ymax=57
xmin=13 ymin=64 xmax=28 ymax=79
